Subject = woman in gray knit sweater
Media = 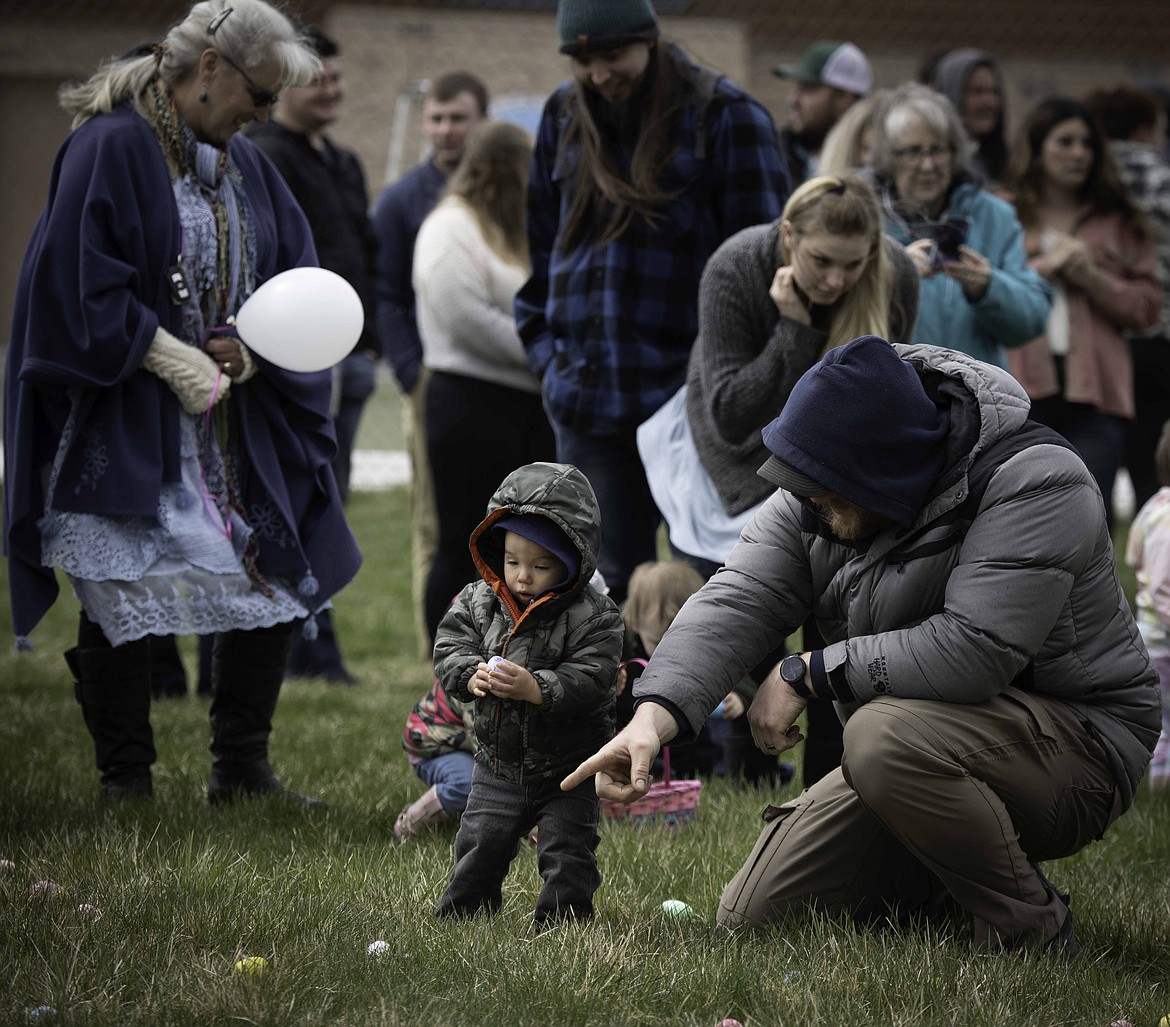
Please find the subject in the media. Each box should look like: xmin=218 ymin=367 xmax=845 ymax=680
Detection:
xmin=679 ymin=174 xmax=919 ymax=563
xmin=639 ymin=173 xmax=919 ymax=785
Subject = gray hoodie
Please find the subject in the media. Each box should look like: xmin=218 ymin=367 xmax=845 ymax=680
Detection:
xmin=930 ymin=49 xmax=1008 ymax=184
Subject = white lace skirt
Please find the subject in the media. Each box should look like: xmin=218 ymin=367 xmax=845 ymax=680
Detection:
xmin=41 ymin=411 xmax=307 ymax=645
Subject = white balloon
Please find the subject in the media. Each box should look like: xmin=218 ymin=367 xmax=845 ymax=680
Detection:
xmin=234 ymin=267 xmax=363 ymax=373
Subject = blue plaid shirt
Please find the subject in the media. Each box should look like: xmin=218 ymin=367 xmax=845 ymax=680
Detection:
xmin=516 ymin=51 xmax=789 ymax=436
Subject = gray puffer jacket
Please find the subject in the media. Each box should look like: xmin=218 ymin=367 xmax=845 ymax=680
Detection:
xmin=639 ymin=344 xmax=1160 ymax=809
xmin=435 ymin=462 xmax=624 ymax=783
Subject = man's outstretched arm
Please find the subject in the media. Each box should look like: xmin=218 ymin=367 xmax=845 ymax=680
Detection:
xmin=561 ymin=702 xmax=680 ymax=800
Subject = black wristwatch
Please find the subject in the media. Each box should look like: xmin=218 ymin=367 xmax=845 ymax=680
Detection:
xmin=779 ymin=653 xmax=812 ymax=699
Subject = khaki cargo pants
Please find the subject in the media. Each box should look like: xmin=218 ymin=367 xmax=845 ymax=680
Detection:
xmin=717 ymin=688 xmax=1121 ymax=950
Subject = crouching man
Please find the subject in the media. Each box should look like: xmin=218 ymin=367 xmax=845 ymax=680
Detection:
xmin=564 ymin=335 xmax=1159 ymax=953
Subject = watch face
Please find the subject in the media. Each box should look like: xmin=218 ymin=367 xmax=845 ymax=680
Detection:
xmin=781 ymin=655 xmax=805 ymax=683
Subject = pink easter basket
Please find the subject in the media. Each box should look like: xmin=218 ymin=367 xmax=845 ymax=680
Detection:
xmin=599 ymin=746 xmax=701 ymax=829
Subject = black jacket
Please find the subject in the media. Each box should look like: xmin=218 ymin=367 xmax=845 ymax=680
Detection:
xmin=247 ymin=121 xmax=381 ymax=356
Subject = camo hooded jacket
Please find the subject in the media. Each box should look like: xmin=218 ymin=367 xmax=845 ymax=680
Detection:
xmin=434 ymin=462 xmax=624 ymax=783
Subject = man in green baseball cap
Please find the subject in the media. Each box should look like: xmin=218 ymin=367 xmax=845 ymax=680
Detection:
xmin=774 ymin=41 xmax=873 ymax=182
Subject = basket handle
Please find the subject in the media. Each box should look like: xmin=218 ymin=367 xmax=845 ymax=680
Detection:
xmin=662 ymin=745 xmax=671 ymax=784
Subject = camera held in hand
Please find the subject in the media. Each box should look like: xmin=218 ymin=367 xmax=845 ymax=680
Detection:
xmin=929 ymin=217 xmax=971 ymax=271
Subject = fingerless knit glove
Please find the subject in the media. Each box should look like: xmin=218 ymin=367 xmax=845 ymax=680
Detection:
xmin=142 ymin=327 xmax=231 ymax=414
xmin=235 ymin=341 xmax=258 ymax=383
xmin=206 ymin=325 xmax=260 ymax=383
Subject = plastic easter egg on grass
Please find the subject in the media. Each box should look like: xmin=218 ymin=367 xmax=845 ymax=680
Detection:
xmin=28 ymin=880 xmax=63 ymax=900
xmin=234 ymin=955 xmax=269 ymax=979
xmin=367 ymin=940 xmax=391 ymax=957
xmin=661 ymin=899 xmax=696 ymax=919
xmin=234 ymin=267 xmax=363 ymax=372
xmin=26 ymin=1006 xmax=57 ymax=1022
xmin=717 ymin=1019 xmax=745 ymax=1027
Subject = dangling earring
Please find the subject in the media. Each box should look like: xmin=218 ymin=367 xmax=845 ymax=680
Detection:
xmin=200 ymin=91 xmax=208 ymax=103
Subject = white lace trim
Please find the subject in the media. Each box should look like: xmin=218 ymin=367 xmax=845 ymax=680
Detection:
xmin=70 ymin=571 xmax=306 ymax=646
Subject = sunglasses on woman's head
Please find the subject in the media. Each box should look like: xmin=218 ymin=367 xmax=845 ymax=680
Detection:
xmin=219 ymin=52 xmax=279 ymax=108
xmin=207 ymin=7 xmax=279 ymax=109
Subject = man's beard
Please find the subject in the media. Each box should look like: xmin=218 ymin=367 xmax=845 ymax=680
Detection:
xmin=791 ymin=125 xmax=829 ymax=153
xmin=811 ymin=497 xmax=894 ymax=541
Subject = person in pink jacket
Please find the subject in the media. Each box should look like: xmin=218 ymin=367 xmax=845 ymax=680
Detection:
xmin=1004 ymin=96 xmax=1161 ymax=525
xmin=1126 ymin=419 xmax=1170 ymax=791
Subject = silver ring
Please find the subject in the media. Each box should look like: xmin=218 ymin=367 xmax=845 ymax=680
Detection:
xmin=764 ymin=742 xmax=777 ymax=750
xmin=222 ymin=362 xmax=231 ymax=372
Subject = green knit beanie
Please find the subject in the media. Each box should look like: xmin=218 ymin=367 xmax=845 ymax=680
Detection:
xmin=557 ymin=0 xmax=659 ymax=56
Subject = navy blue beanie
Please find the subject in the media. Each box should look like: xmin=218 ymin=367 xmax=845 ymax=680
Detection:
xmin=757 ymin=336 xmax=951 ymax=526
xmin=494 ymin=514 xmax=581 ymax=591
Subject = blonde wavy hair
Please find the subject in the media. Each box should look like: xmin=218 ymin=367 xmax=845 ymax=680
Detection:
xmin=444 ymin=120 xmax=533 ymax=268
xmin=818 ymin=91 xmax=886 ymax=176
xmin=779 ymin=174 xmax=893 ymax=353
xmin=622 ymin=561 xmax=705 ymax=644
xmin=59 ymin=0 xmax=318 ymax=128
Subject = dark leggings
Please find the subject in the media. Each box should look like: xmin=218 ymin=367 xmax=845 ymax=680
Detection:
xmin=1125 ymin=337 xmax=1170 ymax=512
xmin=1029 ymin=355 xmax=1127 ymax=528
xmin=78 ymin=610 xmax=116 ymax=649
xmin=423 ymin=370 xmax=555 ymax=638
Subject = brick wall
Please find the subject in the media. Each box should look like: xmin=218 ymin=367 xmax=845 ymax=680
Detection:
xmin=330 ymin=7 xmax=750 ymax=188
xmin=2 ymin=2 xmax=1167 ymax=338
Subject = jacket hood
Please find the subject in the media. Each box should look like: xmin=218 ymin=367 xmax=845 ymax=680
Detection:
xmin=469 ymin=462 xmax=602 ymax=617
xmin=930 ymin=50 xmax=1006 ymax=137
xmin=893 ymin=343 xmax=1031 ymax=521
xmin=929 ymin=49 xmax=1008 ymax=182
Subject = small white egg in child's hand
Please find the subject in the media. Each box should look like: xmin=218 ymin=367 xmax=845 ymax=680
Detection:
xmin=488 ymin=656 xmax=509 ymax=672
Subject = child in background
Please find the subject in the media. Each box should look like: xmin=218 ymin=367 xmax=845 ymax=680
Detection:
xmin=394 ymin=678 xmax=476 ymax=839
xmin=619 ymin=561 xmax=717 ymax=775
xmin=434 ymin=462 xmax=624 ymax=926
xmin=621 ymin=561 xmax=793 ymax=787
xmin=1125 ymin=420 xmax=1170 ymax=791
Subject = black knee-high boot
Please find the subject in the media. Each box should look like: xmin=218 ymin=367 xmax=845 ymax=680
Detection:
xmin=148 ymin=634 xmax=189 ymax=701
xmin=206 ymin=623 xmax=326 ymax=808
xmin=66 ymin=637 xmax=155 ymax=801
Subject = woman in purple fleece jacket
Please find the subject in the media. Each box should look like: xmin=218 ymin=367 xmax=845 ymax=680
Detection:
xmin=4 ymin=0 xmax=359 ymax=806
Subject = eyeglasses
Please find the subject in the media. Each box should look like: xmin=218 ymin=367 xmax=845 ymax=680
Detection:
xmin=219 ymin=52 xmax=279 ymax=108
xmin=893 ymin=145 xmax=952 ymax=167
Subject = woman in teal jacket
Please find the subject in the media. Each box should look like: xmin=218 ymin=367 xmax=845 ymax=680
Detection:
xmin=869 ymin=82 xmax=1051 ymax=368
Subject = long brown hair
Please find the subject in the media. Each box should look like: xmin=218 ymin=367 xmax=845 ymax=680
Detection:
xmin=559 ymin=42 xmax=690 ymax=251
xmin=1005 ymin=96 xmax=1151 ymax=242
xmin=445 ymin=120 xmax=532 ymax=267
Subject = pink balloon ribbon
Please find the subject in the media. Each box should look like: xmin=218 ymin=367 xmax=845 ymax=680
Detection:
xmin=199 ymin=370 xmax=233 ymax=542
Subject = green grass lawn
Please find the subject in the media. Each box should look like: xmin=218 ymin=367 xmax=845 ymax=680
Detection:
xmin=2 ymin=485 xmax=1168 ymax=1026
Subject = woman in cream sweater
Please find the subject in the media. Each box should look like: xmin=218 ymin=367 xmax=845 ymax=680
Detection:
xmin=414 ymin=121 xmax=555 ymax=636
